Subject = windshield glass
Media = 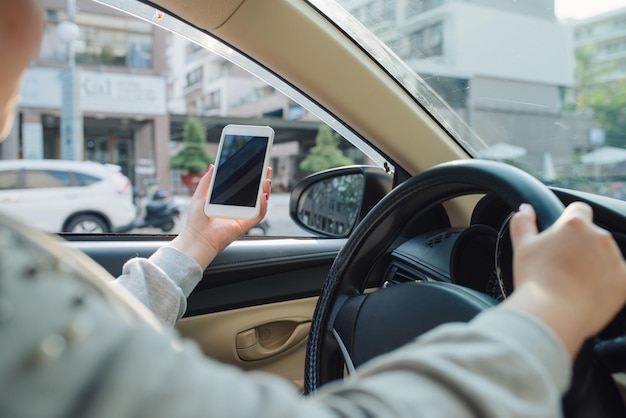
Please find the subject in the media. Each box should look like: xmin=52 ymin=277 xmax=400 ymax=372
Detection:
xmin=315 ymin=0 xmax=626 ymax=198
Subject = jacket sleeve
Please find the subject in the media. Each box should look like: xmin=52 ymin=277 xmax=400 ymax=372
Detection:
xmin=113 ymin=246 xmax=203 ymax=327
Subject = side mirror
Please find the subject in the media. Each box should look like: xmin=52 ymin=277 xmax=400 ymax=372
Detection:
xmin=289 ymin=166 xmax=392 ymax=238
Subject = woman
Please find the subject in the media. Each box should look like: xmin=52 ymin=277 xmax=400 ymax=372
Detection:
xmin=2 ymin=1 xmax=626 ymax=417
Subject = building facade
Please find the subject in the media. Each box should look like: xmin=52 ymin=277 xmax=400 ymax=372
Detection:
xmin=166 ymin=0 xmax=597 ymax=179
xmin=340 ymin=0 xmax=598 ymax=177
xmin=570 ymin=6 xmax=626 ymax=85
xmin=6 ymin=0 xmax=171 ymax=191
xmin=166 ymin=33 xmax=345 ymax=193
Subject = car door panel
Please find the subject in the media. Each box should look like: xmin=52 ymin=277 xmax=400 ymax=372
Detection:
xmin=177 ymin=296 xmax=318 ymax=389
xmin=65 ymin=236 xmax=343 ymax=386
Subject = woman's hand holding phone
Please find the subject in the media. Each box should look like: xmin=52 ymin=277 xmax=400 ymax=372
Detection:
xmin=169 ymin=164 xmax=272 ymax=271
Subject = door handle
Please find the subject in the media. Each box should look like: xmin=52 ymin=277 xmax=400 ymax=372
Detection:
xmin=236 ymin=320 xmax=311 ymax=361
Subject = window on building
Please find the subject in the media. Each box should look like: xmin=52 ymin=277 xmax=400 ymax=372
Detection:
xmin=69 ymin=13 xmax=154 ymax=68
xmin=77 ymin=27 xmax=153 ymax=68
xmin=204 ymin=90 xmax=221 ymax=111
xmin=186 ymin=67 xmax=204 ymax=87
xmin=408 ymin=21 xmax=443 ymax=59
xmin=128 ymin=33 xmax=153 ymax=68
xmin=405 ymin=0 xmax=445 ymax=19
xmin=354 ymin=0 xmax=395 ymax=28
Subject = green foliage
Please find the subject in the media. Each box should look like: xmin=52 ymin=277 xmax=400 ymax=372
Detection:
xmin=586 ymin=80 xmax=626 ymax=148
xmin=170 ymin=116 xmax=214 ymax=173
xmin=568 ymin=45 xmax=626 ymax=147
xmin=299 ymin=125 xmax=354 ymax=175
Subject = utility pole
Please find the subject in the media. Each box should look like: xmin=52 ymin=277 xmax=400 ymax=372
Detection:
xmin=58 ymin=0 xmax=83 ymax=160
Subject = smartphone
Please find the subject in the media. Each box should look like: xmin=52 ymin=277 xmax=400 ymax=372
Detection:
xmin=204 ymin=124 xmax=274 ymax=220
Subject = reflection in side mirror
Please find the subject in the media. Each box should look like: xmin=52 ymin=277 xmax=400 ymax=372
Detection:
xmin=290 ymin=166 xmax=393 ymax=238
xmin=297 ymin=174 xmax=364 ymax=237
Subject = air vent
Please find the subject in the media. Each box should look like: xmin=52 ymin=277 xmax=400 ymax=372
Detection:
xmin=425 ymin=231 xmax=457 ymax=248
xmin=383 ymin=263 xmax=429 ymax=288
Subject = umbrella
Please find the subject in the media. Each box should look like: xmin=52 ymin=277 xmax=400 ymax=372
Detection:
xmin=476 ymin=142 xmax=527 ymax=160
xmin=581 ymin=146 xmax=626 ymax=165
xmin=542 ymin=152 xmax=557 ymax=182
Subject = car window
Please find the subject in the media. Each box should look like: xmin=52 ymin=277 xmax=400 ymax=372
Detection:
xmin=0 ymin=171 xmax=20 ymax=190
xmin=24 ymin=170 xmax=73 ymax=189
xmin=7 ymin=0 xmax=380 ymax=236
xmin=73 ymin=171 xmax=102 ymax=186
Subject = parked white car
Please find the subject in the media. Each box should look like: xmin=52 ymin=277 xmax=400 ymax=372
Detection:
xmin=0 ymin=159 xmax=135 ymax=233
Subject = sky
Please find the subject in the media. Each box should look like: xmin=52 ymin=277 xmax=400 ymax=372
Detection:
xmin=554 ymin=0 xmax=626 ymax=20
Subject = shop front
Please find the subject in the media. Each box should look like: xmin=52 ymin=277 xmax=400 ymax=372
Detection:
xmin=9 ymin=67 xmax=170 ymax=192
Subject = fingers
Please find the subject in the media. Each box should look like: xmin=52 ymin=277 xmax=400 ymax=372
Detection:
xmin=260 ymin=166 xmax=273 ymax=211
xmin=557 ymin=201 xmax=593 ymax=226
xmin=193 ymin=164 xmax=214 ymax=200
xmin=511 ymin=202 xmax=595 ymax=253
xmin=510 ymin=203 xmax=538 ymax=253
xmin=257 ymin=178 xmax=272 ymax=219
xmin=252 ymin=168 xmax=273 ymax=224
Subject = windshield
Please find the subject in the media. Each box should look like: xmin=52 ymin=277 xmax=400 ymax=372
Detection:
xmin=314 ymin=0 xmax=626 ymax=197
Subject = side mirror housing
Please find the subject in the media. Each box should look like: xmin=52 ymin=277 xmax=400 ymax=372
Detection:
xmin=289 ymin=166 xmax=392 ymax=238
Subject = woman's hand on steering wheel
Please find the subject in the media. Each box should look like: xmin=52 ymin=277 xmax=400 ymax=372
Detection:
xmin=506 ymin=202 xmax=626 ymax=359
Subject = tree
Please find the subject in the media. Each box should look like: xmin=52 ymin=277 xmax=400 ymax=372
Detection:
xmin=299 ymin=125 xmax=354 ymax=175
xmin=564 ymin=44 xmax=626 ymax=148
xmin=586 ymin=80 xmax=626 ymax=148
xmin=170 ymin=115 xmax=214 ymax=174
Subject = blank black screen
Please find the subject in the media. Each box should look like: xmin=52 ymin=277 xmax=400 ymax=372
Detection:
xmin=209 ymin=134 xmax=269 ymax=207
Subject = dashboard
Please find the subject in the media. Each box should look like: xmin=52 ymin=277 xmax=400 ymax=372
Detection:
xmin=384 ymin=187 xmax=626 ymax=302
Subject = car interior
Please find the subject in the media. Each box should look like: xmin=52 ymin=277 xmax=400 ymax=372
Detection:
xmin=49 ymin=0 xmax=626 ymax=416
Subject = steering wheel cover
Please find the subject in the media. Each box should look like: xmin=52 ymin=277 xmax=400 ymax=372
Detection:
xmin=305 ymin=159 xmax=565 ymax=393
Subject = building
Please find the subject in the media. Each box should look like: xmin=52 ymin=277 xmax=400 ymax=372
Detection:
xmin=167 ymin=0 xmax=595 ymax=178
xmin=7 ymin=0 xmax=171 ymax=191
xmin=339 ymin=0 xmax=598 ymax=176
xmin=164 ymin=0 xmax=607 ymax=181
xmin=166 ymin=34 xmax=348 ymax=192
xmin=570 ymin=6 xmax=626 ymax=85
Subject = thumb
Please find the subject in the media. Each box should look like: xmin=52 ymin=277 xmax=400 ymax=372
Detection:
xmin=509 ymin=203 xmax=538 ymax=252
xmin=193 ymin=164 xmax=214 ymax=200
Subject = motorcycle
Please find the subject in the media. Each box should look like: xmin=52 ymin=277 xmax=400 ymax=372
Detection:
xmin=245 ymin=219 xmax=270 ymax=236
xmin=127 ymin=189 xmax=180 ymax=232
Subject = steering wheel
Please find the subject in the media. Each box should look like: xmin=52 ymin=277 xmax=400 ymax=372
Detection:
xmin=304 ymin=159 xmax=625 ymax=417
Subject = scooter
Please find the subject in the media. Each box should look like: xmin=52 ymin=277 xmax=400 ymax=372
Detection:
xmin=131 ymin=189 xmax=180 ymax=232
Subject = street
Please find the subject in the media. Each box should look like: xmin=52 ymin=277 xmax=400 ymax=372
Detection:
xmin=132 ymin=193 xmax=313 ymax=237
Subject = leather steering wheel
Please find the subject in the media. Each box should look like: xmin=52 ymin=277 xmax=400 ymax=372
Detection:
xmin=304 ymin=159 xmax=625 ymax=417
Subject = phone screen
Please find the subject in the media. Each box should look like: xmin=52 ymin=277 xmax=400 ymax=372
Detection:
xmin=209 ymin=134 xmax=270 ymax=207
